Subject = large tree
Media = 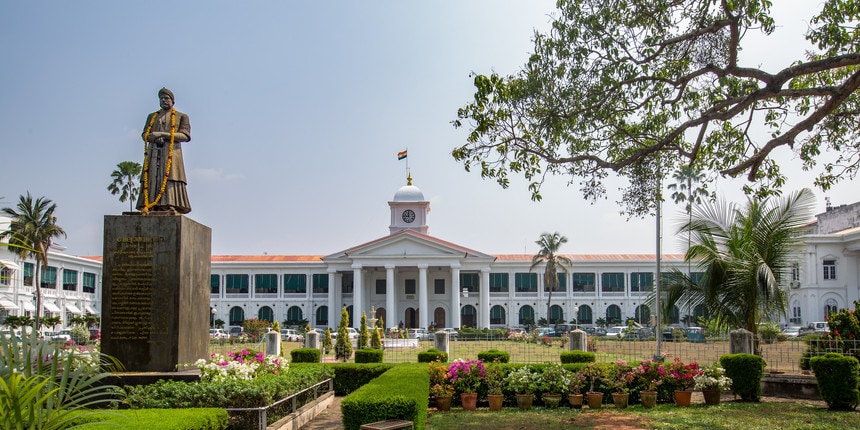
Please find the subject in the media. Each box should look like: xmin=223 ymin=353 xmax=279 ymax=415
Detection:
xmin=107 ymin=161 xmax=142 ymax=212
xmin=660 ymin=188 xmax=815 ymax=351
xmin=531 ymin=232 xmax=573 ymax=324
xmin=453 ymin=0 xmax=860 ymax=217
xmin=0 ymin=193 xmax=66 ymax=329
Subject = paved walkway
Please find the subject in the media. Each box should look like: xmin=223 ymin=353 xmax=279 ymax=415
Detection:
xmin=301 ymin=395 xmax=344 ymax=430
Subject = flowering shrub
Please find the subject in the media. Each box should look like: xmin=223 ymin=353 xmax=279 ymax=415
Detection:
xmin=694 ymin=364 xmax=732 ymax=391
xmin=484 ymin=362 xmax=506 ymax=395
xmin=429 ymin=360 xmax=454 ymax=397
xmin=582 ymin=362 xmax=606 ymax=393
xmin=666 ymin=357 xmax=701 ymax=390
xmin=448 ymin=359 xmax=486 ymax=393
xmin=504 ymin=365 xmax=540 ymax=394
xmin=567 ymin=371 xmax=587 ymax=395
xmin=606 ymin=359 xmax=635 ymax=393
xmin=192 ymin=349 xmax=289 ymax=382
xmin=633 ymin=358 xmax=666 ymax=392
xmin=539 ymin=363 xmax=570 ymax=394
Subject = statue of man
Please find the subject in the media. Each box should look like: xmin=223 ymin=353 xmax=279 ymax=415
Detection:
xmin=136 ymin=87 xmax=192 ymax=214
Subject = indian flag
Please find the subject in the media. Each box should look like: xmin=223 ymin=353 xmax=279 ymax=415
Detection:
xmin=397 ymin=150 xmax=408 ymax=160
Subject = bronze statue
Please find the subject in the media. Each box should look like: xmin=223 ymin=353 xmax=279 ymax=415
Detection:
xmin=136 ymin=87 xmax=192 ymax=214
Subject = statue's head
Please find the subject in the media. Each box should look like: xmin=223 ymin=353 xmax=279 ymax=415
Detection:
xmin=158 ymin=87 xmax=175 ymax=109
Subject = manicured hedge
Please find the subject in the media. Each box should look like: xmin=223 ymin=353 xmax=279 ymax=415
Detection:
xmin=560 ymin=351 xmax=596 ymax=364
xmin=417 ymin=348 xmax=448 ymax=363
xmin=810 ymin=352 xmax=860 ymax=410
xmin=355 ymin=348 xmax=384 ymax=363
xmin=70 ymin=409 xmax=229 ymax=429
xmin=330 ymin=363 xmax=394 ymax=395
xmin=477 ymin=349 xmax=510 ymax=363
xmin=720 ymin=353 xmax=765 ymax=401
xmin=291 ymin=347 xmax=321 ymax=363
xmin=341 ymin=363 xmax=428 ymax=430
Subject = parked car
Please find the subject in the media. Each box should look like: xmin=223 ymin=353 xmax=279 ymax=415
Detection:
xmin=534 ymin=327 xmax=557 ymax=337
xmin=584 ymin=326 xmax=607 ymax=336
xmin=210 ymin=328 xmax=228 ymax=339
xmin=436 ymin=328 xmax=459 ymax=339
xmin=408 ymin=328 xmax=431 ymax=340
xmin=662 ymin=325 xmax=688 ymax=341
xmin=605 ymin=326 xmax=628 ymax=338
xmin=229 ymin=326 xmax=245 ymax=338
xmin=280 ymin=329 xmax=304 ymax=342
xmin=51 ymin=330 xmax=72 ymax=341
xmin=782 ymin=326 xmax=802 ymax=338
xmin=330 ymin=327 xmax=359 ymax=340
xmin=807 ymin=321 xmax=830 ymax=334
xmin=89 ymin=329 xmax=101 ymax=341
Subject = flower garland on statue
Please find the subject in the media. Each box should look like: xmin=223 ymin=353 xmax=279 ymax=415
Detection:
xmin=140 ymin=108 xmax=176 ymax=214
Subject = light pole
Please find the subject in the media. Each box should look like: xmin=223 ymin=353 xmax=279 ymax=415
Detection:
xmin=573 ymin=306 xmax=579 ymax=330
xmin=211 ymin=307 xmax=217 ymax=333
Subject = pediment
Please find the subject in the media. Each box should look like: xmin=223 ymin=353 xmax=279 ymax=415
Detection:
xmin=323 ymin=230 xmax=494 ymax=262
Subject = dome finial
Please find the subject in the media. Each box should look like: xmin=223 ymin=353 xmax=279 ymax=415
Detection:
xmin=407 ymin=172 xmax=412 ymax=186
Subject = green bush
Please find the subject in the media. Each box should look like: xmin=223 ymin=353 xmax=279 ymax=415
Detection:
xmin=560 ymin=351 xmax=596 ymax=364
xmin=417 ymin=348 xmax=448 ymax=363
xmin=477 ymin=349 xmax=510 ymax=363
xmin=758 ymin=322 xmax=781 ymax=344
xmin=331 ymin=363 xmax=394 ymax=395
xmin=70 ymin=325 xmax=90 ymax=344
xmin=355 ymin=348 xmax=384 ymax=363
xmin=70 ymin=409 xmax=229 ymax=429
xmin=341 ymin=364 xmax=428 ymax=430
xmin=291 ymin=347 xmax=321 ymax=363
xmin=720 ymin=353 xmax=765 ymax=401
xmin=810 ymin=353 xmax=860 ymax=410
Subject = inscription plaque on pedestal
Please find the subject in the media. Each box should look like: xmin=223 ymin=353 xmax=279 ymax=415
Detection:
xmin=101 ymin=215 xmax=211 ymax=372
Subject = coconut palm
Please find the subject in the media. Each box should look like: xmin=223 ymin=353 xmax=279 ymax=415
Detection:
xmin=107 ymin=161 xmax=142 ymax=212
xmin=0 ymin=193 xmax=66 ymax=329
xmin=660 ymin=189 xmax=815 ymax=352
xmin=531 ymin=232 xmax=573 ymax=324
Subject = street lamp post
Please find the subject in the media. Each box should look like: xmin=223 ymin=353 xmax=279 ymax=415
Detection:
xmin=211 ymin=308 xmax=217 ymax=332
xmin=573 ymin=306 xmax=579 ymax=330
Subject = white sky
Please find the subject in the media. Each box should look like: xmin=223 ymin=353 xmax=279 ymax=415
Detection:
xmin=0 ymin=1 xmax=855 ymax=257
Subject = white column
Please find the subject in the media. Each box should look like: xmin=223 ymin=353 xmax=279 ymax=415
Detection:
xmin=418 ymin=264 xmax=429 ymax=329
xmin=480 ymin=268 xmax=491 ymax=328
xmin=451 ymin=264 xmax=461 ymax=328
xmin=385 ymin=264 xmax=396 ymax=330
xmin=327 ymin=269 xmax=337 ymax=330
xmin=352 ymin=264 xmax=363 ymax=328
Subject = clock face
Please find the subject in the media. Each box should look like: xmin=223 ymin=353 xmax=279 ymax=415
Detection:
xmin=402 ymin=209 xmax=416 ymax=223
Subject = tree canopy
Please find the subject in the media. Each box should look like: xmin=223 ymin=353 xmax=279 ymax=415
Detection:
xmin=453 ymin=0 xmax=860 ymax=217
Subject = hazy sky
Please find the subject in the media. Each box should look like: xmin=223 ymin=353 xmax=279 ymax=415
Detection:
xmin=1 ymin=1 xmax=855 ymax=257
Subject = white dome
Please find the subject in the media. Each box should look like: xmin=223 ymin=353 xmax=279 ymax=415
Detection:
xmin=393 ymin=185 xmax=424 ymax=202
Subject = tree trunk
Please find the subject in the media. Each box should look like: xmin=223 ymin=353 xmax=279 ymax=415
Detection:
xmin=34 ymin=259 xmax=42 ymax=330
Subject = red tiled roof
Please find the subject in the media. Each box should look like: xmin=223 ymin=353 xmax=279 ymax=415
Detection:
xmin=211 ymin=255 xmax=324 ymax=262
xmin=493 ymin=254 xmax=685 ymax=261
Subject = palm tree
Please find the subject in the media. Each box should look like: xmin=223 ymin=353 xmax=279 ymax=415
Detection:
xmin=107 ymin=161 xmax=142 ymax=212
xmin=660 ymin=189 xmax=815 ymax=353
xmin=667 ymin=165 xmax=710 ymax=319
xmin=0 ymin=192 xmax=66 ymax=329
xmin=531 ymin=232 xmax=573 ymax=324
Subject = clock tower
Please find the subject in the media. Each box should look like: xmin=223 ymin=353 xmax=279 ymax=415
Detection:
xmin=389 ymin=173 xmax=430 ymax=234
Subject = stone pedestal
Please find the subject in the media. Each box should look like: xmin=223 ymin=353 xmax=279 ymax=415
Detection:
xmin=306 ymin=330 xmax=320 ymax=349
xmin=730 ymin=328 xmax=754 ymax=354
xmin=101 ymin=215 xmax=211 ymax=372
xmin=434 ymin=331 xmax=449 ymax=355
xmin=265 ymin=331 xmax=281 ymax=357
xmin=569 ymin=329 xmax=588 ymax=351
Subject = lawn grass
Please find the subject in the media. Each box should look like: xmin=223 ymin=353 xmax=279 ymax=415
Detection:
xmin=426 ymin=401 xmax=860 ymax=430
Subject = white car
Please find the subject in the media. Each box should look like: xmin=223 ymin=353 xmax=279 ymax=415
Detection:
xmin=605 ymin=326 xmax=628 ymax=338
xmin=330 ymin=327 xmax=359 ymax=340
xmin=408 ymin=328 xmax=431 ymax=340
xmin=209 ymin=328 xmax=228 ymax=339
xmin=280 ymin=329 xmax=304 ymax=342
xmin=51 ymin=330 xmax=72 ymax=341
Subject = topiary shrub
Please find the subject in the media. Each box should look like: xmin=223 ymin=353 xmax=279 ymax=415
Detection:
xmin=560 ymin=351 xmax=596 ymax=364
xmin=291 ymin=347 xmax=321 ymax=363
xmin=418 ymin=348 xmax=448 ymax=363
xmin=354 ymin=348 xmax=384 ymax=363
xmin=477 ymin=349 xmax=510 ymax=363
xmin=810 ymin=352 xmax=860 ymax=410
xmin=720 ymin=353 xmax=764 ymax=401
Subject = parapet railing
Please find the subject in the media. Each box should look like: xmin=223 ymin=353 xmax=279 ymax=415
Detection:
xmin=225 ymin=378 xmax=333 ymax=430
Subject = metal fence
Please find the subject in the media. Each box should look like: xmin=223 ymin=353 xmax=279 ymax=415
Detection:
xmin=224 ymin=378 xmax=333 ymax=430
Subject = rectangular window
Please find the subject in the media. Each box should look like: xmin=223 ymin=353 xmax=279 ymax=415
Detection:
xmin=210 ymin=274 xmax=220 ymax=294
xmin=82 ymin=272 xmax=96 ymax=293
xmin=515 ymin=273 xmax=538 ymax=292
xmin=62 ymin=269 xmax=78 ymax=291
xmin=41 ymin=266 xmax=57 ymax=289
xmin=342 ymin=274 xmax=354 ymax=294
xmin=630 ymin=272 xmax=653 ymax=292
xmin=376 ymin=279 xmax=386 ymax=295
xmin=255 ymin=274 xmax=278 ymax=294
xmin=0 ymin=267 xmax=9 ymax=286
xmin=460 ymin=273 xmax=479 ymax=293
xmin=601 ymin=272 xmax=624 ymax=292
xmin=23 ymin=262 xmax=34 ymax=286
xmin=489 ymin=273 xmax=508 ymax=292
xmin=572 ymin=273 xmax=595 ymax=292
xmin=405 ymin=279 xmax=416 ymax=295
xmin=434 ymin=279 xmax=445 ymax=295
xmin=283 ymin=274 xmax=307 ymax=293
xmin=823 ymin=260 xmax=836 ymax=280
xmin=791 ymin=264 xmax=800 ymax=281
xmin=690 ymin=272 xmax=705 ymax=285
xmin=225 ymin=274 xmax=249 ymax=294
xmin=313 ymin=274 xmax=329 ymax=293
xmin=545 ymin=273 xmax=566 ymax=292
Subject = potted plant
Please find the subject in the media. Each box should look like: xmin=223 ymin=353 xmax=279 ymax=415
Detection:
xmin=448 ymin=359 xmax=486 ymax=410
xmin=667 ymin=357 xmax=701 ymax=406
xmin=582 ymin=363 xmax=605 ymax=409
xmin=567 ymin=371 xmax=587 ymax=409
xmin=484 ymin=362 xmax=506 ymax=411
xmin=538 ymin=363 xmax=569 ymax=408
xmin=429 ymin=360 xmax=453 ymax=410
xmin=607 ymin=359 xmax=633 ymax=409
xmin=694 ymin=364 xmax=732 ymax=405
xmin=633 ymin=359 xmax=665 ymax=408
xmin=504 ymin=365 xmax=540 ymax=410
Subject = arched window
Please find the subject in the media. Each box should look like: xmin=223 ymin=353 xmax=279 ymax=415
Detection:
xmin=258 ymin=306 xmax=274 ymax=322
xmin=316 ymin=306 xmax=328 ymax=327
xmin=575 ymin=305 xmax=593 ymax=324
xmin=286 ymin=306 xmax=303 ymax=324
xmin=518 ymin=305 xmax=535 ymax=325
xmin=825 ymin=298 xmax=839 ymax=318
xmin=490 ymin=305 xmax=506 ymax=325
xmin=692 ymin=304 xmax=707 ymax=324
xmin=549 ymin=305 xmax=564 ymax=324
xmin=606 ymin=305 xmax=622 ymax=325
xmin=461 ymin=305 xmax=477 ymax=328
xmin=635 ymin=305 xmax=651 ymax=325
xmin=229 ymin=306 xmax=245 ymax=326
xmin=668 ymin=305 xmax=680 ymax=324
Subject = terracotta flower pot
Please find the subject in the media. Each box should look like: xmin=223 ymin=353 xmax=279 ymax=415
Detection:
xmin=487 ymin=394 xmax=504 ymax=411
xmin=639 ymin=391 xmax=657 ymax=408
xmin=702 ymin=389 xmax=721 ymax=405
xmin=674 ymin=390 xmax=693 ymax=407
xmin=543 ymin=393 xmax=562 ymax=408
xmin=612 ymin=392 xmax=629 ymax=409
xmin=461 ymin=392 xmax=478 ymax=410
xmin=436 ymin=395 xmax=452 ymax=411
xmin=586 ymin=392 xmax=603 ymax=409
xmin=516 ymin=393 xmax=534 ymax=410
xmin=568 ymin=393 xmax=584 ymax=409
